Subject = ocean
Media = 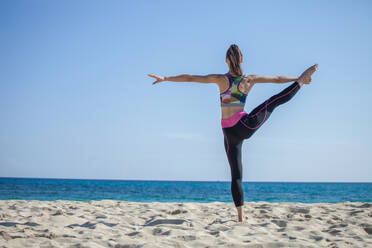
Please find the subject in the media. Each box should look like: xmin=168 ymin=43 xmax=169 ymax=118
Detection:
xmin=0 ymin=177 xmax=371 ymax=203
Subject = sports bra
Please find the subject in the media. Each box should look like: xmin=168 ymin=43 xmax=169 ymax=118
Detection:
xmin=220 ymin=73 xmax=248 ymax=107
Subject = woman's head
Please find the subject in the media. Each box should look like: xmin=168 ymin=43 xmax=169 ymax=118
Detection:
xmin=226 ymin=44 xmax=243 ymax=76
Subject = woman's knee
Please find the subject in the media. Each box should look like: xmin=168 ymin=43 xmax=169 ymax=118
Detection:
xmin=231 ymin=177 xmax=243 ymax=188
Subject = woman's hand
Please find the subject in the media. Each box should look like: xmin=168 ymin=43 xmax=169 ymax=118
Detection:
xmin=148 ymin=74 xmax=165 ymax=85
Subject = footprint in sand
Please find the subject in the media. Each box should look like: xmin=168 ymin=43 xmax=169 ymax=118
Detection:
xmin=205 ymin=224 xmax=230 ymax=232
xmin=288 ymin=207 xmax=310 ymax=214
xmin=322 ymin=228 xmax=342 ymax=236
xmin=329 ymin=223 xmax=348 ymax=229
xmin=254 ymin=222 xmax=270 ymax=227
xmin=363 ymin=227 xmax=372 ymax=235
xmin=127 ymin=231 xmax=142 ymax=237
xmin=0 ymin=221 xmax=19 ymax=227
xmin=348 ymin=203 xmax=371 ymax=208
xmin=67 ymin=221 xmax=96 ymax=229
xmin=66 ymin=221 xmax=118 ymax=229
xmin=0 ymin=231 xmax=12 ymax=241
xmin=361 ymin=223 xmax=372 ymax=235
xmin=166 ymin=209 xmax=188 ymax=215
xmin=0 ymin=221 xmax=40 ymax=227
xmin=144 ymin=218 xmax=189 ymax=226
xmin=208 ymin=230 xmax=220 ymax=237
xmin=95 ymin=214 xmax=107 ymax=219
xmin=349 ymin=210 xmax=364 ymax=216
xmin=152 ymin=227 xmax=171 ymax=236
xmin=309 ymin=235 xmax=323 ymax=241
xmin=271 ymin=219 xmax=287 ymax=228
xmin=255 ymin=204 xmax=272 ymax=210
xmin=177 ymin=234 xmax=196 ymax=241
xmin=207 ymin=218 xmax=234 ymax=225
xmin=294 ymin=226 xmax=306 ymax=231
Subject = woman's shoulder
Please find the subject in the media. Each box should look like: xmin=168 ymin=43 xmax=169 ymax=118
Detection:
xmin=243 ymin=74 xmax=256 ymax=79
xmin=242 ymin=74 xmax=259 ymax=84
xmin=205 ymin=73 xmax=231 ymax=83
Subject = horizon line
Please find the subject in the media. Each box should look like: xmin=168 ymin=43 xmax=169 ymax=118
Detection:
xmin=0 ymin=176 xmax=371 ymax=184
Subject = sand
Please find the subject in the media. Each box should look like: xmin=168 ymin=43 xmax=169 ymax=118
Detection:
xmin=0 ymin=200 xmax=371 ymax=248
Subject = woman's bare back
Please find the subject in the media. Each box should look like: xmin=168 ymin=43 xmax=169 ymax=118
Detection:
xmin=217 ymin=74 xmax=255 ymax=119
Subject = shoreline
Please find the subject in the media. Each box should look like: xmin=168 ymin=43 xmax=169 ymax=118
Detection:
xmin=1 ymin=200 xmax=371 ymax=247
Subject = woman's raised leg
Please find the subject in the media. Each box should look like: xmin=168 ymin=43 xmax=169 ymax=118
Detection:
xmin=239 ymin=64 xmax=318 ymax=134
xmin=239 ymin=81 xmax=301 ymax=133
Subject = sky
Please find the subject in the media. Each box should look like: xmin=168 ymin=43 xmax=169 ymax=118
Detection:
xmin=1 ymin=0 xmax=371 ymax=182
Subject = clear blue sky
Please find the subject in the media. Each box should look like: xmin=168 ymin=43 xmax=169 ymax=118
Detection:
xmin=1 ymin=0 xmax=371 ymax=182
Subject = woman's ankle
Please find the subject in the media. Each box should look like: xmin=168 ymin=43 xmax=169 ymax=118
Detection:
xmin=236 ymin=205 xmax=244 ymax=221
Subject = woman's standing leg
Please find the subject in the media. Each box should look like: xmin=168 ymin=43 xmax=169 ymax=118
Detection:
xmin=223 ymin=129 xmax=245 ymax=221
xmin=223 ymin=82 xmax=300 ymax=222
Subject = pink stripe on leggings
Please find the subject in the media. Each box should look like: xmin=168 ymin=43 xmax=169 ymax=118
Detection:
xmin=240 ymin=101 xmax=269 ymax=130
xmin=241 ymin=83 xmax=299 ymax=129
xmin=248 ymin=82 xmax=299 ymax=118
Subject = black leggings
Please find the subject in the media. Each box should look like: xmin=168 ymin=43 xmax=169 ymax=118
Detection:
xmin=222 ymin=82 xmax=301 ymax=207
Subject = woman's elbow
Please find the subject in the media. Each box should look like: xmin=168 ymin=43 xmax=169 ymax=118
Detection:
xmin=183 ymin=74 xmax=193 ymax=82
xmin=274 ymin=76 xmax=281 ymax=83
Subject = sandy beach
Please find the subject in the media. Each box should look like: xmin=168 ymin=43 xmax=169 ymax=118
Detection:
xmin=0 ymin=200 xmax=371 ymax=247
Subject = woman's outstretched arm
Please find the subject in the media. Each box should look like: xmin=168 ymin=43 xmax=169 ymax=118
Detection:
xmin=148 ymin=74 xmax=223 ymax=85
xmin=247 ymin=75 xmax=299 ymax=84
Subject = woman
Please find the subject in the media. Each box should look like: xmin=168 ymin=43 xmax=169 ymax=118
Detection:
xmin=148 ymin=44 xmax=318 ymax=222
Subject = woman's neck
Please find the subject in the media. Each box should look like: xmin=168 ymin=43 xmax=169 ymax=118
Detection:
xmin=228 ymin=71 xmax=242 ymax=77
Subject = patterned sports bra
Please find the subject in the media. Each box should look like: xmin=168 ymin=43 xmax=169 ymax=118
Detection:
xmin=220 ymin=73 xmax=248 ymax=107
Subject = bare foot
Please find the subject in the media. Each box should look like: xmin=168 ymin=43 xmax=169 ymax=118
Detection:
xmin=297 ymin=64 xmax=318 ymax=86
xmin=238 ymin=214 xmax=244 ymax=222
xmin=237 ymin=206 xmax=245 ymax=222
xmin=237 ymin=215 xmax=248 ymax=223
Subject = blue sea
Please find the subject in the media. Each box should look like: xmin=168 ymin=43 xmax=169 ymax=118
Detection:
xmin=0 ymin=177 xmax=371 ymax=203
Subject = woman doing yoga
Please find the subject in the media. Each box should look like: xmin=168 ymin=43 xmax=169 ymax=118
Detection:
xmin=148 ymin=44 xmax=318 ymax=222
